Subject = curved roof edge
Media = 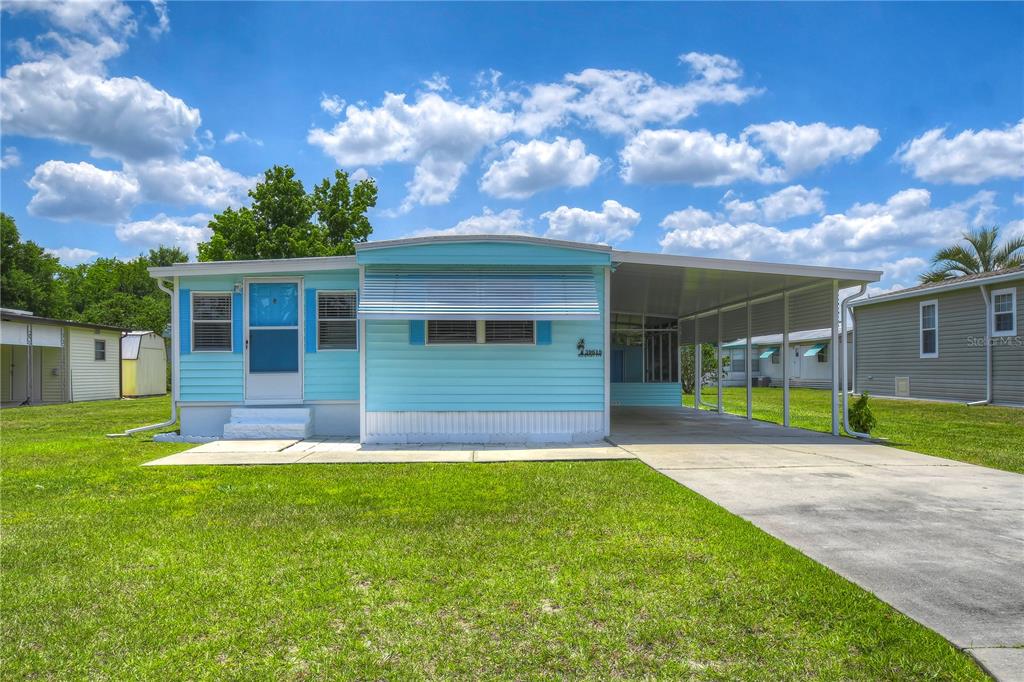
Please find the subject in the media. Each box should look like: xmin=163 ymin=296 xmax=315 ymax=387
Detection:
xmin=355 ymin=234 xmax=613 ymax=253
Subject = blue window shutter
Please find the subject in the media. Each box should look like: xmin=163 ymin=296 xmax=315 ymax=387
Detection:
xmin=305 ymin=288 xmax=317 ymax=353
xmin=232 ymin=291 xmax=243 ymax=353
xmin=536 ymin=321 xmax=552 ymax=345
xmin=409 ymin=320 xmax=425 ymax=345
xmin=179 ymin=288 xmax=191 ymax=354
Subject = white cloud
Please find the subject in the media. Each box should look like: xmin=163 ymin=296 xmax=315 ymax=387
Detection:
xmin=659 ymin=189 xmax=996 ymax=280
xmin=723 ymin=185 xmax=826 ymax=223
xmin=896 ymin=119 xmax=1024 ymax=184
xmin=350 ymin=167 xmax=370 ymax=183
xmin=115 ymin=213 xmax=211 ymax=257
xmin=743 ymin=121 xmax=880 ymax=177
xmin=223 ymin=130 xmax=263 ymax=146
xmin=1005 ymin=220 xmax=1024 ymax=241
xmin=517 ymin=52 xmax=760 ymax=136
xmin=148 ymin=0 xmax=169 ymax=37
xmin=44 ymin=246 xmax=100 ymax=265
xmin=422 ymin=73 xmax=450 ymax=92
xmin=27 ymin=160 xmax=140 ymax=223
xmin=620 ymin=128 xmax=779 ymax=185
xmin=412 ymin=207 xmax=532 ymax=237
xmin=126 ymin=155 xmax=255 ymax=209
xmin=2 ymin=1 xmax=137 ymax=39
xmin=1 ymin=147 xmax=21 ymax=170
xmin=541 ymin=199 xmax=640 ymax=244
xmin=480 ymin=137 xmax=601 ymax=199
xmin=308 ymin=91 xmax=514 ymax=211
xmin=1014 ymin=193 xmax=1024 ymax=206
xmin=1 ymin=38 xmax=201 ymax=161
xmin=320 ymin=93 xmax=345 ymax=117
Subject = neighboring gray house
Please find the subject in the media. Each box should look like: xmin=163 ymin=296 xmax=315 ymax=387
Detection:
xmin=850 ymin=267 xmax=1023 ymax=406
xmin=721 ymin=328 xmax=853 ymax=389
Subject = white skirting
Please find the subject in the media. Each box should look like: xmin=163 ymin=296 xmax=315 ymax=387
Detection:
xmin=364 ymin=410 xmax=605 ymax=444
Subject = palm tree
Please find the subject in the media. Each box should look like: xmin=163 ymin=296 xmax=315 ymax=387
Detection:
xmin=920 ymin=225 xmax=1024 ymax=283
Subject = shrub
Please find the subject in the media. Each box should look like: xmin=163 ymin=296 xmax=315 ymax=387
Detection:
xmin=849 ymin=392 xmax=877 ymax=434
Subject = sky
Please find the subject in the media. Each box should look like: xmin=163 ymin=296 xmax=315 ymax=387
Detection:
xmin=1 ymin=1 xmax=1022 ymax=294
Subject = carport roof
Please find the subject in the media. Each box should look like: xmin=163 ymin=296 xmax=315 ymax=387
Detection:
xmin=609 ymin=250 xmax=881 ymax=319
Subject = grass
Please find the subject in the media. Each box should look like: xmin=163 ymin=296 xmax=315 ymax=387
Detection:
xmin=2 ymin=398 xmax=989 ymax=680
xmin=687 ymin=386 xmax=1024 ymax=474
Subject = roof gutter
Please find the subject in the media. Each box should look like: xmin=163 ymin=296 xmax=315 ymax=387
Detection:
xmin=107 ymin=278 xmax=178 ymax=437
xmin=851 ymin=271 xmax=1024 ymax=307
xmin=840 ymin=284 xmax=872 ymax=439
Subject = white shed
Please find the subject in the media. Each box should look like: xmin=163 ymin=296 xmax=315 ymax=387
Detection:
xmin=1 ymin=308 xmax=125 ymax=406
xmin=121 ymin=331 xmax=167 ymax=397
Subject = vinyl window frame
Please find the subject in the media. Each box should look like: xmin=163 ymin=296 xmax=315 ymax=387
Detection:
xmin=191 ymin=291 xmax=233 ymax=353
xmin=919 ymin=299 xmax=938 ymax=359
xmin=991 ymin=287 xmax=1017 ymax=337
xmin=316 ymin=290 xmax=358 ymax=351
xmin=94 ymin=339 xmax=106 ymax=361
xmin=425 ymin=320 xmax=537 ymax=346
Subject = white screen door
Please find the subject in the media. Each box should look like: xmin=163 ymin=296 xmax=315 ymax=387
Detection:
xmin=245 ymin=279 xmax=302 ymax=402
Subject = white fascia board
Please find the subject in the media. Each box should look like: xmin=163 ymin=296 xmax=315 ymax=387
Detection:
xmin=851 ymin=272 xmax=1024 ymax=308
xmin=355 ymin=234 xmax=612 ymax=254
xmin=148 ymin=256 xmax=357 ymax=278
xmin=611 ymin=250 xmax=882 ymax=283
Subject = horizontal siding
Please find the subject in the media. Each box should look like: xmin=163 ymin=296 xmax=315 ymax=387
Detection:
xmin=357 ymin=241 xmax=610 ymax=266
xmin=992 ymin=282 xmax=1024 ymax=404
xmin=365 ymin=410 xmax=604 ymax=443
xmin=39 ymin=347 xmax=63 ymax=402
xmin=611 ymin=382 xmax=681 ymax=406
xmin=180 ymin=353 xmax=244 ymax=402
xmin=855 ymin=287 xmax=986 ymax=402
xmin=69 ymin=328 xmax=120 ymax=402
xmin=304 ymin=352 xmax=359 ymax=400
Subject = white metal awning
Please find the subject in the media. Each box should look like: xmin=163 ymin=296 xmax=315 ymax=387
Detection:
xmin=357 ymin=269 xmax=601 ymax=320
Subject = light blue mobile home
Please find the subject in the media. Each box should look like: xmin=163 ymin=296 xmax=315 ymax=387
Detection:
xmin=149 ymin=235 xmax=879 ymax=443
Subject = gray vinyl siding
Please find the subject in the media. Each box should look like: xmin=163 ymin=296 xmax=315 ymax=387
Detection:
xmin=69 ymin=328 xmax=121 ymax=402
xmin=992 ymin=282 xmax=1024 ymax=405
xmin=855 ymin=279 xmax=1023 ymax=404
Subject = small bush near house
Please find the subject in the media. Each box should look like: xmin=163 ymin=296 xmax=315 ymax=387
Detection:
xmin=849 ymin=392 xmax=878 ymax=434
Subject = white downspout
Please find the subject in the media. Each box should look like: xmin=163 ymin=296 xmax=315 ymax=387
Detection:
xmin=107 ymin=277 xmax=178 ymax=437
xmin=968 ymin=285 xmax=992 ymax=406
xmin=840 ymin=284 xmax=870 ymax=438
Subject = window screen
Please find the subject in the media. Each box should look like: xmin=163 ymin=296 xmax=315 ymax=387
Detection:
xmin=193 ymin=293 xmax=232 ymax=351
xmin=920 ymin=302 xmax=937 ymax=356
xmin=427 ymin=320 xmax=477 ymax=344
xmin=318 ymin=291 xmax=357 ymax=350
xmin=993 ymin=291 xmax=1015 ymax=334
xmin=817 ymin=343 xmax=828 ymax=363
xmin=485 ymin=320 xmax=534 ymax=344
xmin=94 ymin=339 xmax=106 ymax=361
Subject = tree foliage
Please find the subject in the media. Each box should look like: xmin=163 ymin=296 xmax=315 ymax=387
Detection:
xmin=0 ymin=213 xmax=67 ymax=317
xmin=920 ymin=225 xmax=1024 ymax=283
xmin=198 ymin=166 xmax=376 ymax=261
xmin=681 ymin=343 xmax=724 ymax=394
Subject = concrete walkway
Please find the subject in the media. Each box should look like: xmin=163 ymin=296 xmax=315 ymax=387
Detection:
xmin=143 ymin=438 xmax=629 ymax=466
xmin=611 ymin=407 xmax=1024 ymax=681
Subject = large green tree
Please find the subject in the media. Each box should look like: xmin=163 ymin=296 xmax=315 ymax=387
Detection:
xmin=920 ymin=225 xmax=1024 ymax=283
xmin=0 ymin=213 xmax=67 ymax=317
xmin=198 ymin=166 xmax=376 ymax=261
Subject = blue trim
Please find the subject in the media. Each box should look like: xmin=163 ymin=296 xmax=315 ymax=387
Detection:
xmin=305 ymin=288 xmax=317 ymax=353
xmin=232 ymin=291 xmax=243 ymax=354
xmin=179 ymin=288 xmax=191 ymax=354
xmin=409 ymin=320 xmax=425 ymax=345
xmin=536 ymin=321 xmax=552 ymax=345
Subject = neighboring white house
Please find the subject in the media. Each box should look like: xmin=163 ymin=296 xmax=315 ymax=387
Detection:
xmin=0 ymin=308 xmax=125 ymax=406
xmin=121 ymin=331 xmax=168 ymax=398
xmin=721 ymin=328 xmax=853 ymax=389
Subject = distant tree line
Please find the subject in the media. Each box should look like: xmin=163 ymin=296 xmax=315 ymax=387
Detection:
xmin=0 ymin=165 xmax=376 ymax=334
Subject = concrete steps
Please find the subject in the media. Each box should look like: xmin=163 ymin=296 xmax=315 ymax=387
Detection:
xmin=222 ymin=407 xmax=312 ymax=439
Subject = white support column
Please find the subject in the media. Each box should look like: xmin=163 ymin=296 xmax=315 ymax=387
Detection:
xmin=745 ymin=301 xmax=752 ymax=420
xmin=694 ymin=315 xmax=701 ymax=410
xmin=831 ymin=279 xmax=840 ymax=436
xmin=358 ymin=266 xmax=367 ymax=444
xmin=782 ymin=291 xmax=790 ymax=428
xmin=603 ymin=268 xmax=611 ymax=436
xmin=716 ymin=309 xmax=723 ymax=414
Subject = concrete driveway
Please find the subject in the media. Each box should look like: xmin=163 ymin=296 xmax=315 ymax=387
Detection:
xmin=611 ymin=407 xmax=1024 ymax=681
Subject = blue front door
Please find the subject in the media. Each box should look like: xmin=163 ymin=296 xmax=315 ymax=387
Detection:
xmin=245 ymin=280 xmax=302 ymax=401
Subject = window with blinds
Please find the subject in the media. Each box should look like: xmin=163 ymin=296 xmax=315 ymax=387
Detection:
xmin=427 ymin=320 xmax=478 ymax=344
xmin=192 ymin=293 xmax=232 ymax=351
xmin=484 ymin=320 xmax=535 ymax=344
xmin=317 ymin=291 xmax=357 ymax=350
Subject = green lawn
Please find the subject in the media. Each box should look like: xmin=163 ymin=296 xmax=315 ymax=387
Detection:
xmin=687 ymin=386 xmax=1024 ymax=474
xmin=1 ymin=398 xmax=986 ymax=679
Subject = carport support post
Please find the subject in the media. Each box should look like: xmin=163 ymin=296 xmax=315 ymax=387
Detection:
xmin=831 ymin=279 xmax=840 ymax=436
xmin=716 ymin=309 xmax=723 ymax=414
xmin=745 ymin=302 xmax=752 ymax=420
xmin=782 ymin=292 xmax=790 ymax=427
xmin=694 ymin=315 xmax=701 ymax=410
